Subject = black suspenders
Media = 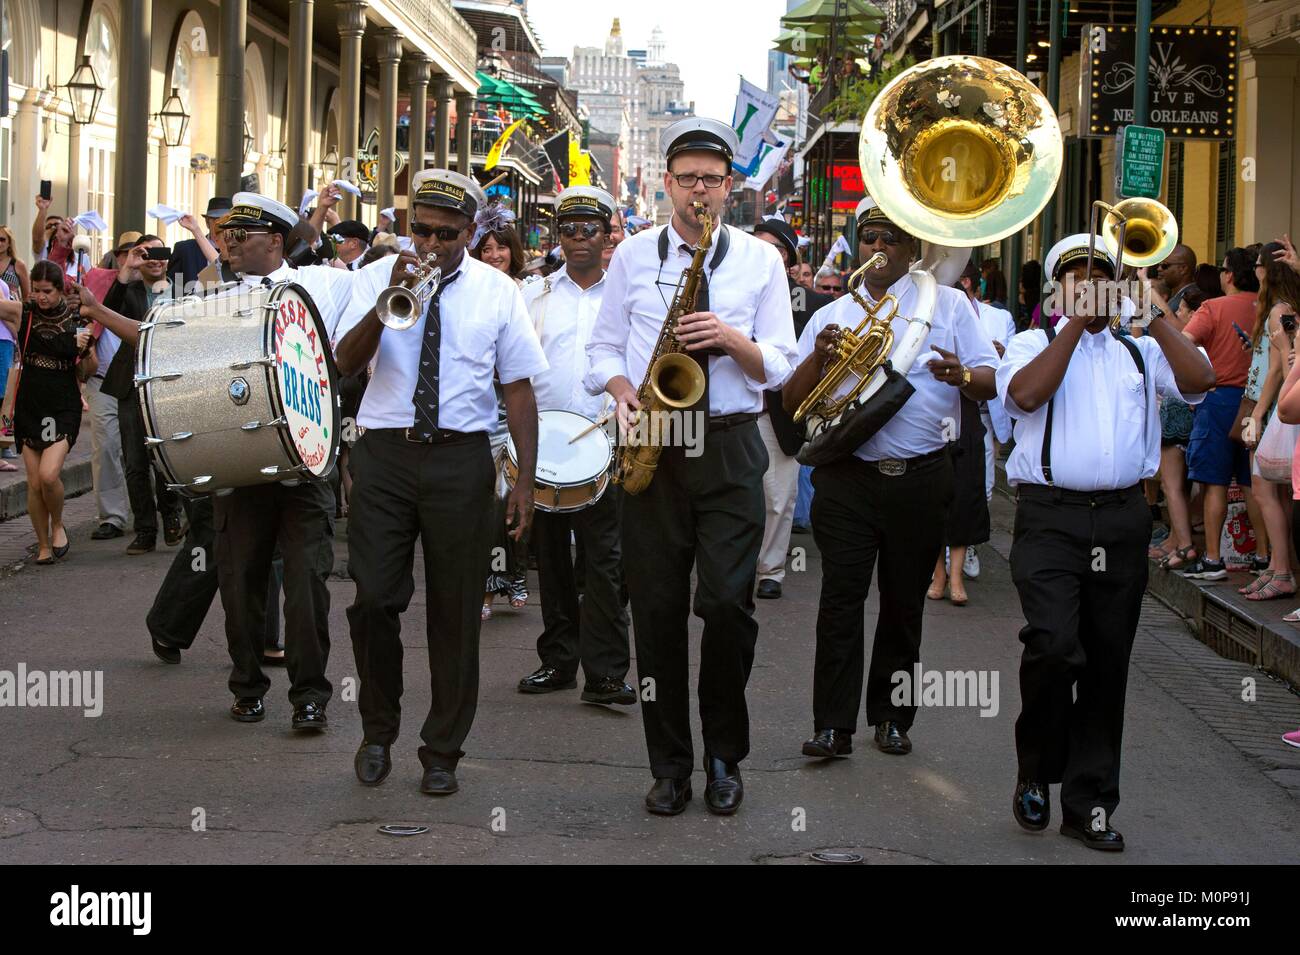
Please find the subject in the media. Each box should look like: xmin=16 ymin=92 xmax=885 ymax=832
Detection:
xmin=1040 ymin=323 xmax=1146 ymax=486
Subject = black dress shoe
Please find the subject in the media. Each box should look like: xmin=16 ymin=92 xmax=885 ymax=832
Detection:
xmin=291 ymin=701 xmax=328 ymax=731
xmin=1060 ymin=820 xmax=1125 ymax=852
xmin=517 ymin=665 xmax=577 ymax=694
xmin=756 ymin=579 xmax=782 ymax=599
xmin=53 ymin=538 xmax=70 ymax=560
xmin=354 ymin=743 xmax=392 ymax=786
xmin=163 ymin=511 xmax=186 ymax=546
xmin=873 ymin=721 xmax=912 ymax=755
xmin=150 ymin=634 xmax=181 ymax=665
xmin=91 ymin=522 xmax=124 ymax=540
xmin=581 ymin=676 xmax=636 ymax=705
xmin=1012 ymin=780 xmax=1050 ymax=832
xmin=230 ymin=697 xmax=265 ymax=723
xmin=644 ymin=777 xmax=692 ymax=815
xmin=420 ymin=765 xmax=459 ymax=795
xmin=126 ymin=533 xmax=156 ymax=556
xmin=802 ymin=728 xmax=853 ymax=758
xmin=704 ymin=755 xmax=743 ymax=815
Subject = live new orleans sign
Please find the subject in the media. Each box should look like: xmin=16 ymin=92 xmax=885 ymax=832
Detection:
xmin=1082 ymin=24 xmax=1238 ymax=140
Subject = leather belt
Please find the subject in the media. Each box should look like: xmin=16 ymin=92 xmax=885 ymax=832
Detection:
xmin=367 ymin=427 xmax=485 ymax=446
xmin=1017 ymin=483 xmax=1141 ymax=508
xmin=707 ymin=412 xmax=759 ymax=432
xmin=864 ymin=447 xmax=948 ymax=477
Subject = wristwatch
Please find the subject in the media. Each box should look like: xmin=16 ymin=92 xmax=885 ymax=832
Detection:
xmin=1148 ymin=302 xmax=1166 ymax=323
xmin=959 ymin=365 xmax=972 ymax=388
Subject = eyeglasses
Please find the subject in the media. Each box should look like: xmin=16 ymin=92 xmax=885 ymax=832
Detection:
xmin=221 ymin=227 xmax=271 ymax=245
xmin=558 ymin=222 xmax=605 ymax=239
xmin=860 ymin=230 xmax=903 ymax=246
xmin=670 ymin=173 xmax=726 ymax=189
xmin=411 ymin=223 xmax=463 ymax=241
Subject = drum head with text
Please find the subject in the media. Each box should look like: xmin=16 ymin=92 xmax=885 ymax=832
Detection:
xmin=271 ymin=285 xmax=337 ymax=477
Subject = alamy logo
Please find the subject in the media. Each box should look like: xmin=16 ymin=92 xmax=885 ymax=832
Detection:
xmin=890 ymin=665 xmax=1000 ymax=717
xmin=0 ymin=665 xmax=103 ymax=717
xmin=49 ymin=886 xmax=151 ymax=935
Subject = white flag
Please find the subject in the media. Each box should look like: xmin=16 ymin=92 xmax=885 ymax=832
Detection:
xmin=822 ymin=235 xmax=852 ymax=268
xmin=731 ymin=78 xmax=780 ymax=175
xmin=745 ymin=137 xmax=790 ymax=191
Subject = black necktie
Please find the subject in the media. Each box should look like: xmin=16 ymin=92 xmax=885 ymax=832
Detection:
xmin=679 ymin=244 xmax=711 ymax=417
xmin=411 ymin=272 xmax=461 ymax=439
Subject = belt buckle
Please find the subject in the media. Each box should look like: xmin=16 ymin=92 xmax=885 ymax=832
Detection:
xmin=404 ymin=427 xmax=432 ymax=444
xmin=877 ymin=458 xmax=906 ymax=477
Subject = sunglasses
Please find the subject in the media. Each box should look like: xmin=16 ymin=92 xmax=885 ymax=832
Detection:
xmin=221 ymin=227 xmax=271 ymax=245
xmin=860 ymin=230 xmax=903 ymax=246
xmin=411 ymin=223 xmax=463 ymax=241
xmin=558 ymin=222 xmax=604 ymax=239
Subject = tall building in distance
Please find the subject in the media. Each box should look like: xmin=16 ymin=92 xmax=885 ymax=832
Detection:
xmin=568 ymin=19 xmax=640 ymax=199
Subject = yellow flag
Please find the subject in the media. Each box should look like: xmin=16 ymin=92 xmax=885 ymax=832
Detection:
xmin=568 ymin=139 xmax=592 ymax=186
xmin=485 ymin=119 xmax=526 ymax=171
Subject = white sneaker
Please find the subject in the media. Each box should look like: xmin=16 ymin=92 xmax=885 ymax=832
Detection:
xmin=962 ymin=546 xmax=980 ymax=580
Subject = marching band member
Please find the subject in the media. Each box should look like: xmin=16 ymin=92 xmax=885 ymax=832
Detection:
xmin=782 ymin=197 xmax=999 ymax=761
xmin=750 ymin=216 xmax=834 ymax=599
xmin=517 ymin=185 xmax=634 ymax=705
xmin=335 ymin=169 xmax=547 ymax=795
xmin=998 ymin=234 xmax=1213 ymax=851
xmin=586 ymin=118 xmax=798 ymax=816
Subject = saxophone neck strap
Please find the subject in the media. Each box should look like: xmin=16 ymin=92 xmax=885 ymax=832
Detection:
xmin=658 ymin=223 xmax=730 ymax=273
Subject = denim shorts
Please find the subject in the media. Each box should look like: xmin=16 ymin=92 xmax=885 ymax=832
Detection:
xmin=1186 ymin=385 xmax=1252 ymax=487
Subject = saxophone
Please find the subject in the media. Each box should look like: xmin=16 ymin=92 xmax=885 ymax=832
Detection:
xmin=614 ymin=201 xmax=711 ymax=494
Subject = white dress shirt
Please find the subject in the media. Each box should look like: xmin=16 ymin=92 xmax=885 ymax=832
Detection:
xmin=584 ymin=220 xmax=797 ymax=414
xmin=336 ymin=253 xmax=548 ymax=433
xmin=525 ymin=265 xmax=609 ymax=419
xmin=975 ymin=300 xmax=1016 ymax=444
xmin=997 ymin=317 xmax=1207 ymax=491
xmin=796 ymin=273 xmax=1000 ymax=460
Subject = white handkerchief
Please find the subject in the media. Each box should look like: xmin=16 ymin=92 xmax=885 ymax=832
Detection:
xmin=332 ymin=179 xmax=362 ymax=197
xmin=72 ymin=211 xmax=108 ymax=233
xmin=147 ymin=204 xmax=185 ymax=225
xmin=913 ymin=350 xmax=945 ymax=371
xmin=298 ymin=189 xmax=319 ymax=218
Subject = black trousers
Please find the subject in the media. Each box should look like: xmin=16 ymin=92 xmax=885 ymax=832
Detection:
xmin=214 ymin=479 xmax=335 ymax=706
xmin=117 ymin=390 xmax=180 ymax=536
xmin=810 ymin=452 xmax=953 ymax=733
xmin=532 ymin=486 xmax=630 ymax=682
xmin=1010 ymin=484 xmax=1149 ymax=827
xmin=146 ymin=494 xmax=285 ymax=652
xmin=623 ymin=420 xmax=767 ymax=779
xmin=346 ymin=430 xmax=494 ymax=771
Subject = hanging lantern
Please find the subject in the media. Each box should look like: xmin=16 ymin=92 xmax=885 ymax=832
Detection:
xmin=157 ymin=87 xmax=190 ymax=147
xmin=65 ymin=55 xmax=104 ymax=126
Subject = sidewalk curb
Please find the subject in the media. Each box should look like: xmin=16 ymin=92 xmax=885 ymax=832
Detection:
xmin=0 ymin=460 xmax=94 ymax=522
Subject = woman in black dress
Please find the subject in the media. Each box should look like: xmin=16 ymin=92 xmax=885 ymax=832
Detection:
xmin=0 ymin=261 xmax=96 ymax=563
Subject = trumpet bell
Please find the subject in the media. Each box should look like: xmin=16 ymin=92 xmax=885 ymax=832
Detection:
xmin=860 ymin=55 xmax=1063 ymax=246
xmin=377 ymin=287 xmax=420 ymax=330
xmin=1102 ymin=197 xmax=1179 ymax=268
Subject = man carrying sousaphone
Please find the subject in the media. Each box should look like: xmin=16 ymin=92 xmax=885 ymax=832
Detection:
xmin=585 ymin=117 xmax=798 ymax=816
xmin=782 ymin=196 xmax=1000 ymax=761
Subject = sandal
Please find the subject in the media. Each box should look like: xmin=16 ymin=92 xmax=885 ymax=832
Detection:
xmin=509 ymin=592 xmax=528 ymax=610
xmin=1283 ymin=607 xmax=1300 ymax=623
xmin=927 ymin=575 xmax=946 ymax=600
xmin=1240 ymin=569 xmax=1276 ymax=595
xmin=481 ymin=602 xmax=493 ymax=622
xmin=1149 ymin=539 xmax=1176 ymax=560
xmin=1160 ymin=546 xmax=1197 ymax=570
xmin=0 ymin=461 xmax=17 ymax=472
xmin=1246 ymin=573 xmax=1295 ymax=601
xmin=949 ymin=587 xmax=969 ymax=607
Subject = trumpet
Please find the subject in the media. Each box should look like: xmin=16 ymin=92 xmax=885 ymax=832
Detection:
xmin=376 ymin=253 xmax=442 ymax=330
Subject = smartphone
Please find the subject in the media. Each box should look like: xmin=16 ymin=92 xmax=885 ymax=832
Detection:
xmin=1281 ymin=314 xmax=1297 ymax=334
xmin=143 ymin=246 xmax=172 ymax=261
xmin=39 ymin=180 xmax=51 ymax=201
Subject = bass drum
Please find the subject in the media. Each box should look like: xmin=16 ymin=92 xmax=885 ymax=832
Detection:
xmin=136 ymin=281 xmax=340 ymax=494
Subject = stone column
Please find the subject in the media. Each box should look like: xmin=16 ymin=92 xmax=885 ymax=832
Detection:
xmin=376 ymin=30 xmax=403 ymax=216
xmin=455 ymin=92 xmax=475 ymax=175
xmin=216 ymin=0 xmax=246 ymax=198
xmin=408 ymin=56 xmax=432 ymax=179
xmin=285 ymin=0 xmax=315 ymax=206
xmin=1240 ymin=50 xmax=1300 ymax=247
xmin=336 ymin=1 xmax=369 ymax=219
xmin=433 ymin=77 xmax=454 ymax=170
xmin=114 ymin=0 xmax=152 ymax=232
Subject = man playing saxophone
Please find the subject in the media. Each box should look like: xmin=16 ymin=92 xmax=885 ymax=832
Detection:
xmin=584 ymin=117 xmax=797 ymax=816
xmin=782 ymin=196 xmax=1000 ymax=761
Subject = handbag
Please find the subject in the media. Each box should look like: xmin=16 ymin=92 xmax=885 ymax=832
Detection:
xmin=1228 ymin=394 xmax=1256 ymax=445
xmin=3 ymin=305 xmax=35 ymax=434
xmin=1254 ymin=412 xmax=1299 ymax=483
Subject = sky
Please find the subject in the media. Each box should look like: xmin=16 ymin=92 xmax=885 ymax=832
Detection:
xmin=525 ymin=0 xmax=789 ymax=122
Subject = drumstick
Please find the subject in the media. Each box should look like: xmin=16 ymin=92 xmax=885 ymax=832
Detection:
xmin=483 ymin=172 xmax=510 ymax=191
xmin=569 ymin=410 xmax=615 ymax=444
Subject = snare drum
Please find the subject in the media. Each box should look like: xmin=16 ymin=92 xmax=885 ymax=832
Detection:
xmin=136 ymin=281 xmax=340 ymax=493
xmin=505 ymin=409 xmax=613 ymax=513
